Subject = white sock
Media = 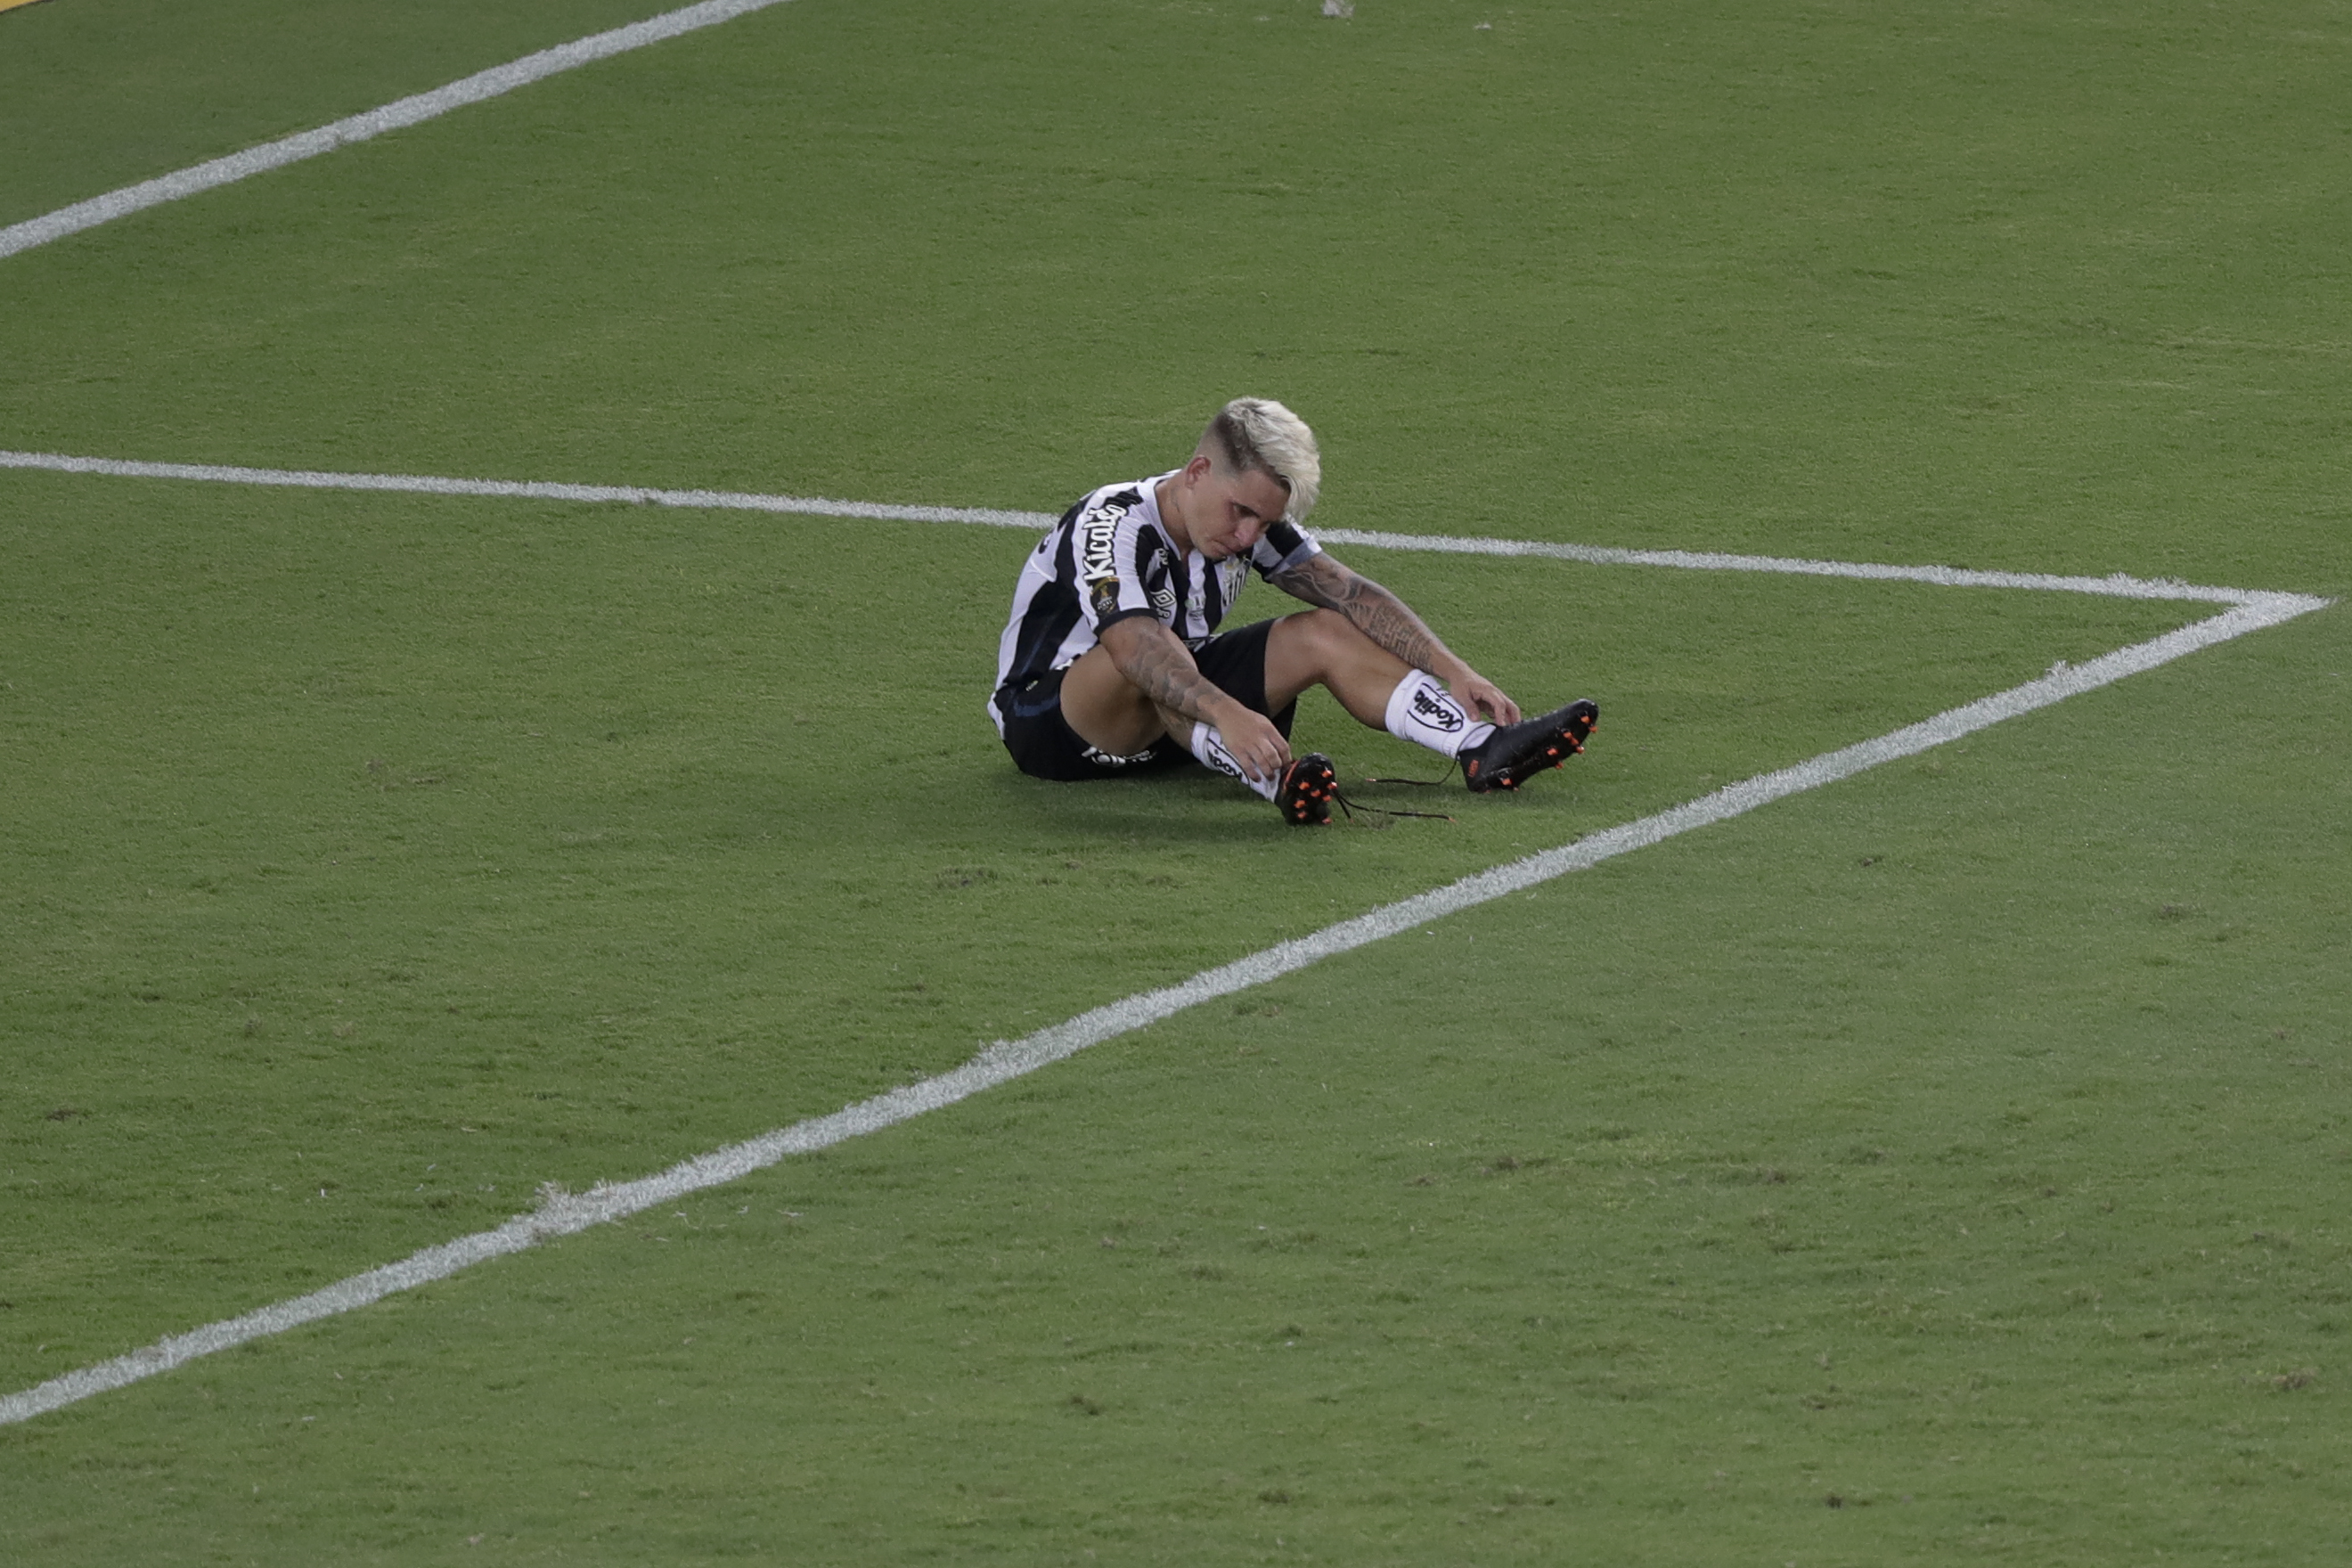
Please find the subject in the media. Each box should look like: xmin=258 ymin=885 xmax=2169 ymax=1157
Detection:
xmin=1384 ymin=671 xmax=1494 ymax=758
xmin=1189 ymin=722 xmax=1279 ymax=801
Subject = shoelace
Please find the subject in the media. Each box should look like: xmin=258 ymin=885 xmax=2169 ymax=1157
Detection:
xmin=1335 ymin=762 xmax=1459 ymax=823
xmin=1362 ymin=761 xmax=1459 ymax=788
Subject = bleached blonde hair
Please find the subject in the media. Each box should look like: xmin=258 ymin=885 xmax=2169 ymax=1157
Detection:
xmin=1204 ymin=396 xmax=1321 ymax=523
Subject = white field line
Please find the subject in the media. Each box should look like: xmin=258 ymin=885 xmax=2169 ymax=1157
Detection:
xmin=0 ymin=587 xmax=2328 ymax=1428
xmin=0 ymin=448 xmax=1051 ymax=531
xmin=0 ymin=448 xmax=2266 ymax=604
xmin=0 ymin=0 xmax=797 ymax=262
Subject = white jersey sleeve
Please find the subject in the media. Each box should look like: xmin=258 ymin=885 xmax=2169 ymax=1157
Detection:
xmin=1072 ymin=489 xmax=1162 ymax=633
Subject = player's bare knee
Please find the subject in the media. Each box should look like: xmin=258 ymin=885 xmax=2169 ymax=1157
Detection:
xmin=1275 ymin=607 xmax=1351 ymax=661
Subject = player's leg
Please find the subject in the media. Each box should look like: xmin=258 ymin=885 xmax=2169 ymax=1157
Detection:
xmin=1260 ymin=608 xmax=1598 ymax=787
xmin=1060 ymin=617 xmax=1356 ymax=759
xmin=1263 ymin=608 xmax=1491 ymax=757
xmin=1058 ymin=644 xmax=1278 ymax=798
xmin=1262 ymin=608 xmax=1413 ymax=725
xmin=994 ymin=659 xmax=1193 ymax=782
xmin=1098 ymin=622 xmax=1335 ymax=823
xmin=1056 ymin=641 xmax=1171 ymax=758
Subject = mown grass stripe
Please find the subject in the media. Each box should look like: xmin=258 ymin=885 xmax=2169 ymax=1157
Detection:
xmin=0 ymin=587 xmax=2325 ymax=1428
xmin=0 ymin=0 xmax=798 ymax=261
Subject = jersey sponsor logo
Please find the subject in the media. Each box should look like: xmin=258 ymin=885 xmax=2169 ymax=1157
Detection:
xmin=1078 ymin=514 xmax=1122 ymax=576
xmin=1076 ymin=501 xmax=1131 ymax=621
xmin=1410 ymin=685 xmax=1466 ymax=733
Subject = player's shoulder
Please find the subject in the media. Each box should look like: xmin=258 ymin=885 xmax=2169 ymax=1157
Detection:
xmin=1068 ymin=478 xmax=1151 ymax=530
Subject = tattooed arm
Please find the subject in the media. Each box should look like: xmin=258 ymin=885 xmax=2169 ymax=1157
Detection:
xmin=1270 ymin=551 xmax=1522 ymax=725
xmin=1098 ymin=615 xmax=1292 ymax=779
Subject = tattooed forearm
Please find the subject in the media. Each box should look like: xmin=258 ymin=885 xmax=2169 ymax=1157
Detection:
xmin=1343 ymin=587 xmax=1450 ymax=673
xmin=1105 ymin=617 xmax=1230 ymax=723
xmin=1276 ymin=554 xmax=1454 ymax=674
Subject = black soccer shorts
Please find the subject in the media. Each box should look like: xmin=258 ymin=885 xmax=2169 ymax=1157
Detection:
xmin=993 ymin=617 xmax=1299 ymax=783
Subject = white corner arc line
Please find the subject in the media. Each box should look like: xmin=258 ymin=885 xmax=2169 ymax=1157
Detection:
xmin=0 ymin=0 xmax=798 ymax=263
xmin=0 ymin=448 xmax=2274 ymax=605
xmin=0 ymin=589 xmax=2328 ymax=1428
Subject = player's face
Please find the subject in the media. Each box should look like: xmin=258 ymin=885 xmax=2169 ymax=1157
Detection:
xmin=1185 ymin=461 xmax=1291 ymax=561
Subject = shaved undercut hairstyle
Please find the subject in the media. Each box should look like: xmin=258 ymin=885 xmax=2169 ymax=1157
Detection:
xmin=1204 ymin=396 xmax=1322 ymax=523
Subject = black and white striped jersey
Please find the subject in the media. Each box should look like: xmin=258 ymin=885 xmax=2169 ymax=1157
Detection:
xmin=990 ymin=471 xmax=1321 ymax=733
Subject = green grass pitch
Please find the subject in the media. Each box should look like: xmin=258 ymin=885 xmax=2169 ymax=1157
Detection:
xmin=4 ymin=0 xmax=2349 ymax=1561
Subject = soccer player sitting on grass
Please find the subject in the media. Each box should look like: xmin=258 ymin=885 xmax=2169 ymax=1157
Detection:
xmin=989 ymin=396 xmax=1598 ymax=826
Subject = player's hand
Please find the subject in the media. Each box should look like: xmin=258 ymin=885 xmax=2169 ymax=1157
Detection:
xmin=1449 ymin=669 xmax=1521 ymax=727
xmin=1215 ymin=705 xmax=1294 ymax=784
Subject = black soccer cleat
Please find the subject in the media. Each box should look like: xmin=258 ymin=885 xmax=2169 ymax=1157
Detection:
xmin=1276 ymin=753 xmax=1339 ymax=826
xmin=1459 ymin=698 xmax=1598 ymax=794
